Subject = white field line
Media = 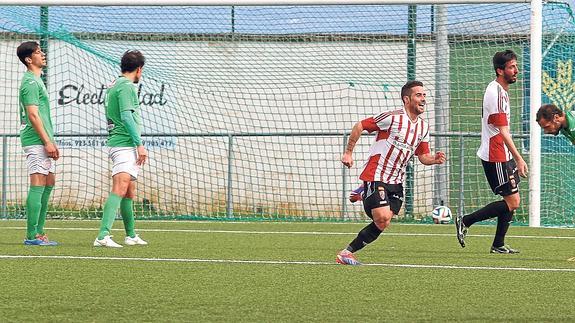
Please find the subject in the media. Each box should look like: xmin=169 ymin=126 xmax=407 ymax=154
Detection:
xmin=0 ymin=254 xmax=573 ymax=272
xmin=4 ymin=219 xmax=575 ymax=230
xmin=0 ymin=226 xmax=575 ymax=240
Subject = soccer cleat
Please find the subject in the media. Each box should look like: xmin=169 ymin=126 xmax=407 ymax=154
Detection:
xmin=93 ymin=235 xmax=123 ymax=248
xmin=124 ymin=234 xmax=148 ymax=246
xmin=336 ymin=250 xmax=362 ymax=265
xmin=24 ymin=238 xmax=54 ymax=246
xmin=349 ymin=185 xmax=364 ymax=203
xmin=36 ymin=234 xmax=58 ymax=246
xmin=490 ymin=245 xmax=520 ymax=254
xmin=454 ymin=212 xmax=468 ymax=248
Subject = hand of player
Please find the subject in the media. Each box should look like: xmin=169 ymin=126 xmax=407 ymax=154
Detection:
xmin=434 ymin=151 xmax=446 ymax=164
xmin=136 ymin=145 xmax=148 ymax=166
xmin=517 ymin=158 xmax=528 ymax=178
xmin=341 ymin=152 xmax=353 ymax=168
xmin=44 ymin=142 xmax=59 ymax=160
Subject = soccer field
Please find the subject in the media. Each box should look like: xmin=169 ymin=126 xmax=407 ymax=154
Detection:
xmin=1 ymin=220 xmax=574 ymax=322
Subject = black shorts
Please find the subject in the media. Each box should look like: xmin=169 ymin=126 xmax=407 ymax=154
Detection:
xmin=481 ymin=159 xmax=520 ymax=197
xmin=362 ymin=181 xmax=404 ymax=218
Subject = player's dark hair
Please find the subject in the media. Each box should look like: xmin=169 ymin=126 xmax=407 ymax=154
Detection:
xmin=493 ymin=49 xmax=517 ymax=76
xmin=121 ymin=50 xmax=145 ymax=73
xmin=16 ymin=41 xmax=39 ymax=66
xmin=536 ymin=104 xmax=564 ymax=122
xmin=401 ymin=80 xmax=424 ymax=104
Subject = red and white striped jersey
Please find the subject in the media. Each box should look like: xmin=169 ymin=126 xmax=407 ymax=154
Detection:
xmin=359 ymin=108 xmax=430 ymax=184
xmin=477 ymin=80 xmax=512 ymax=162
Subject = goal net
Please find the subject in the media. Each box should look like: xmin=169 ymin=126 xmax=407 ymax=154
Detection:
xmin=0 ymin=2 xmax=574 ymax=225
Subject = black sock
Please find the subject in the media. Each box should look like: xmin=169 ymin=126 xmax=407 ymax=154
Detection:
xmin=493 ymin=210 xmax=513 ymax=247
xmin=463 ymin=200 xmax=509 ymax=227
xmin=347 ymin=222 xmax=383 ymax=253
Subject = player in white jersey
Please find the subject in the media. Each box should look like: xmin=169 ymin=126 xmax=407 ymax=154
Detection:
xmin=336 ymin=80 xmax=446 ymax=265
xmin=455 ymin=50 xmax=528 ymax=254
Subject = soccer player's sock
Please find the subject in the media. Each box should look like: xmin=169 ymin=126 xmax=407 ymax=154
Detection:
xmin=36 ymin=185 xmax=53 ymax=235
xmin=463 ymin=200 xmax=509 ymax=227
xmin=26 ymin=186 xmax=45 ymax=240
xmin=493 ymin=210 xmax=513 ymax=247
xmin=120 ymin=198 xmax=136 ymax=238
xmin=346 ymin=222 xmax=382 ymax=253
xmin=98 ymin=193 xmax=123 ymax=240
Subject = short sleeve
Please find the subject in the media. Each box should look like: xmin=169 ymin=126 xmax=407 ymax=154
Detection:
xmin=361 ymin=112 xmax=393 ymax=133
xmin=118 ymin=84 xmax=138 ymax=112
xmin=361 ymin=117 xmax=379 ymax=133
xmin=484 ymin=86 xmax=508 ymax=127
xmin=20 ymin=80 xmax=40 ymax=107
xmin=415 ymin=125 xmax=430 ymax=155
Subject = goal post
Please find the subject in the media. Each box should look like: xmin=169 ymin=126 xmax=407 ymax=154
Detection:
xmin=529 ymin=0 xmax=542 ymax=227
xmin=0 ymin=0 xmax=568 ymax=226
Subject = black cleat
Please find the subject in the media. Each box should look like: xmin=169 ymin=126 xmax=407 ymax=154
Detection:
xmin=490 ymin=245 xmax=520 ymax=254
xmin=454 ymin=213 xmax=467 ymax=248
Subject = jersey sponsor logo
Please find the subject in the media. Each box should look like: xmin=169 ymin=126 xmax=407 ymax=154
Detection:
xmin=390 ymin=139 xmax=415 ymax=153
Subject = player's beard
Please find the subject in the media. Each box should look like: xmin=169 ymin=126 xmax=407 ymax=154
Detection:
xmin=506 ymin=74 xmax=517 ymax=84
xmin=553 ymin=122 xmax=562 ymax=135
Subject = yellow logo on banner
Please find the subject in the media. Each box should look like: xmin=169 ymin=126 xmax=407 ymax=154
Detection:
xmin=542 ymin=59 xmax=575 ymax=110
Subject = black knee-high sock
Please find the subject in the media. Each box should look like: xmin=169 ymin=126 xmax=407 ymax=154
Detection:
xmin=463 ymin=200 xmax=509 ymax=227
xmin=493 ymin=210 xmax=513 ymax=247
xmin=347 ymin=222 xmax=382 ymax=253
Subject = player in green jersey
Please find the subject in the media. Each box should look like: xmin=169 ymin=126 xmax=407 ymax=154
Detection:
xmin=536 ymin=104 xmax=575 ymax=144
xmin=17 ymin=41 xmax=59 ymax=246
xmin=94 ymin=50 xmax=148 ymax=248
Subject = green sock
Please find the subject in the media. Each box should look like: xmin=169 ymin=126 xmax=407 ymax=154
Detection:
xmin=37 ymin=185 xmax=53 ymax=235
xmin=120 ymin=198 xmax=136 ymax=238
xmin=26 ymin=186 xmax=45 ymax=240
xmin=98 ymin=193 xmax=122 ymax=240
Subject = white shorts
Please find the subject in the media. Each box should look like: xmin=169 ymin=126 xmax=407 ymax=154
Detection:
xmin=23 ymin=145 xmax=55 ymax=175
xmin=109 ymin=147 xmax=140 ymax=180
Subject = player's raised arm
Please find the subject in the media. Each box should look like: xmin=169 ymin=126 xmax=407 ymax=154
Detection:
xmin=418 ymin=151 xmax=446 ymax=165
xmin=341 ymin=121 xmax=364 ymax=168
xmin=336 ymin=80 xmax=429 ymax=266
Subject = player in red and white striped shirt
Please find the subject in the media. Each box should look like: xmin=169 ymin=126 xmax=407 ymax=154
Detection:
xmin=336 ymin=80 xmax=446 ymax=265
xmin=455 ymin=50 xmax=528 ymax=254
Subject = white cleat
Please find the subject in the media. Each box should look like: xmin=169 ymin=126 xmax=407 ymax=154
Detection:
xmin=93 ymin=235 xmax=123 ymax=248
xmin=124 ymin=234 xmax=148 ymax=246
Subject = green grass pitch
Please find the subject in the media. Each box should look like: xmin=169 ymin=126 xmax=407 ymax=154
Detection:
xmin=0 ymin=220 xmax=574 ymax=322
